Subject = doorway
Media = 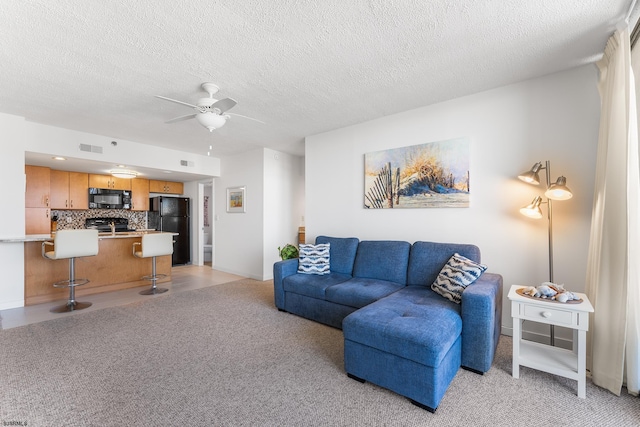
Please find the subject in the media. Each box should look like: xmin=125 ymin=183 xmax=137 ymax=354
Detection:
xmin=203 ymin=183 xmax=213 ymax=267
xmin=196 ymin=181 xmax=214 ymax=268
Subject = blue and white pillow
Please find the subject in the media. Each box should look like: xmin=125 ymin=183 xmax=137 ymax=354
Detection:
xmin=297 ymin=243 xmax=330 ymax=275
xmin=431 ymin=253 xmax=487 ymax=304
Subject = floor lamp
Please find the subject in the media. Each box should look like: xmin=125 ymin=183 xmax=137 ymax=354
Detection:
xmin=517 ymin=160 xmax=573 ymax=346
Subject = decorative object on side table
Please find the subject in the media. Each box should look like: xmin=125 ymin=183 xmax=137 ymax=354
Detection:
xmin=517 ymin=282 xmax=582 ymax=303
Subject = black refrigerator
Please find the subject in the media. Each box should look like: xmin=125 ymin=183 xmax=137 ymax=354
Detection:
xmin=149 ymin=196 xmax=190 ymax=265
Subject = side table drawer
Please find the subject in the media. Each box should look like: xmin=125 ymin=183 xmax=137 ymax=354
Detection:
xmin=521 ymin=304 xmax=573 ymax=326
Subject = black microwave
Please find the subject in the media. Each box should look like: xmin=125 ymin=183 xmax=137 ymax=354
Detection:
xmin=88 ymin=188 xmax=131 ymax=209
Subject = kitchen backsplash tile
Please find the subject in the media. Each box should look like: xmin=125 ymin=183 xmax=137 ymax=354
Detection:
xmin=51 ymin=210 xmax=148 ymax=231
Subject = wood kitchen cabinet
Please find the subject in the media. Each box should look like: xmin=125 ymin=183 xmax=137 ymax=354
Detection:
xmin=89 ymin=174 xmax=131 ymax=190
xmin=25 ymin=208 xmax=50 ymax=234
xmin=149 ymin=180 xmax=183 ymax=194
xmin=50 ymin=170 xmax=89 ymax=209
xmin=25 ymin=165 xmax=50 ymax=208
xmin=131 ymin=178 xmax=150 ymax=211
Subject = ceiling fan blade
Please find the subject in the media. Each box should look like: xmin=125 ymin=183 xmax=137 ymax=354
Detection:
xmin=165 ymin=113 xmax=197 ymax=124
xmin=228 ymin=112 xmax=265 ymax=124
xmin=211 ymin=97 xmax=237 ymax=114
xmin=155 ymin=95 xmax=199 ymax=109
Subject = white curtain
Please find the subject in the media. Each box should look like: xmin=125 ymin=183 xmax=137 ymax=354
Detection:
xmin=586 ymin=28 xmax=640 ymax=396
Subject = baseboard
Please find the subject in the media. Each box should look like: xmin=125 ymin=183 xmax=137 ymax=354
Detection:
xmin=212 ymin=265 xmax=263 ymax=281
xmin=0 ymin=299 xmax=25 ymax=310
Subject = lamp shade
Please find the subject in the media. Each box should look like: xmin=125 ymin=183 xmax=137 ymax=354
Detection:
xmin=518 ymin=162 xmax=542 ymax=185
xmin=545 ymin=176 xmax=573 ymax=200
xmin=519 ymin=196 xmax=543 ymax=219
xmin=196 ymin=112 xmax=227 ymax=132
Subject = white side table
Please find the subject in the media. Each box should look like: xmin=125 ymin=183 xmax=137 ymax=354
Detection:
xmin=508 ymin=285 xmax=594 ymax=398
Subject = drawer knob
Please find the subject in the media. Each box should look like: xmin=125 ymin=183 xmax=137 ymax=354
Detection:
xmin=542 ymin=311 xmax=552 ymax=318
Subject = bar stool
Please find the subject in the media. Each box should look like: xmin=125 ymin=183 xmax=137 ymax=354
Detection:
xmin=41 ymin=229 xmax=99 ymax=313
xmin=133 ymin=233 xmax=174 ymax=295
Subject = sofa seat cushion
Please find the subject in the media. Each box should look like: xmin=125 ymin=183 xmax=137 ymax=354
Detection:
xmin=343 ymin=287 xmax=462 ymax=367
xmin=283 ymin=272 xmax=352 ymax=299
xmin=325 ymin=278 xmax=404 ymax=309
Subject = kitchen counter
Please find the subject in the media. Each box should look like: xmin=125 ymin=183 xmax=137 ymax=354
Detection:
xmin=23 ymin=231 xmax=174 ymax=306
xmin=0 ymin=234 xmax=53 ymax=243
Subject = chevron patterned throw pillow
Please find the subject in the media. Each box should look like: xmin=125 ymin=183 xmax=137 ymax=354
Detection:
xmin=431 ymin=253 xmax=487 ymax=304
xmin=297 ymin=243 xmax=330 ymax=275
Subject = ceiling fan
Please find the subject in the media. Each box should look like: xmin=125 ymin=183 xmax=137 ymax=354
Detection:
xmin=155 ymin=82 xmax=263 ymax=132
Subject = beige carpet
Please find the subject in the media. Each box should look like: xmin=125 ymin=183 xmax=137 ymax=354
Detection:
xmin=0 ymin=279 xmax=638 ymax=426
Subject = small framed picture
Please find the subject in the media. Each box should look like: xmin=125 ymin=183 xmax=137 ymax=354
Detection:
xmin=226 ymin=186 xmax=246 ymax=213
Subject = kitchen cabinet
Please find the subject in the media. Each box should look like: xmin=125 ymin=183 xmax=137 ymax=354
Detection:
xmin=50 ymin=170 xmax=89 ymax=209
xmin=69 ymin=172 xmax=89 ymax=209
xmin=25 ymin=208 xmax=50 ymax=234
xmin=149 ymin=180 xmax=183 ymax=194
xmin=131 ymin=178 xmax=150 ymax=211
xmin=89 ymin=174 xmax=131 ymax=190
xmin=25 ymin=165 xmax=50 ymax=208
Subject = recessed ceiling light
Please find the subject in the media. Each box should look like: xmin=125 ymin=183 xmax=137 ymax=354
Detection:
xmin=52 ymin=156 xmax=66 ymax=161
xmin=162 ymin=170 xmax=172 ymax=174
xmin=116 ymin=164 xmax=127 ymax=168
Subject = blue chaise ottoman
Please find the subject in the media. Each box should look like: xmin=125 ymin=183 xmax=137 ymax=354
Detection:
xmin=343 ymin=287 xmax=463 ymax=413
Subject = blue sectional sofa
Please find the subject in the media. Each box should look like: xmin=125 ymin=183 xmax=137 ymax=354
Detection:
xmin=273 ymin=236 xmax=503 ymax=412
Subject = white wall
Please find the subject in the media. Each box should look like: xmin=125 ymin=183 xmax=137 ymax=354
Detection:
xmin=215 ymin=149 xmax=265 ymax=279
xmin=263 ymin=148 xmax=305 ymax=280
xmin=214 ymin=148 xmax=304 ymax=280
xmin=305 ymin=65 xmax=600 ymax=339
xmin=25 ymin=122 xmax=221 ymax=177
xmin=0 ymin=114 xmax=27 ymax=309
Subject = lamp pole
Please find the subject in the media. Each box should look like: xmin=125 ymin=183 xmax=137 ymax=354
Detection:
xmin=544 ymin=160 xmax=555 ymax=345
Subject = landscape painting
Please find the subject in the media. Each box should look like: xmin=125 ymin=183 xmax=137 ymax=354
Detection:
xmin=364 ymin=137 xmax=470 ymax=209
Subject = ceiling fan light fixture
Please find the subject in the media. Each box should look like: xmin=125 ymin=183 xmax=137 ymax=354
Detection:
xmin=196 ymin=112 xmax=227 ymax=132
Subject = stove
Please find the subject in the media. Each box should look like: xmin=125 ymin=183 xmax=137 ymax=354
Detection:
xmin=85 ymin=217 xmax=134 ymax=232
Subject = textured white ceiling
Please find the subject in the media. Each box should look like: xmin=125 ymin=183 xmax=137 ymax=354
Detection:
xmin=0 ymin=0 xmax=632 ymax=162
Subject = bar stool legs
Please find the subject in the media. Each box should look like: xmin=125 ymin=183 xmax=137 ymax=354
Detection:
xmin=50 ymin=257 xmax=93 ymax=313
xmin=133 ymin=233 xmax=174 ymax=296
xmin=139 ymin=256 xmax=168 ymax=295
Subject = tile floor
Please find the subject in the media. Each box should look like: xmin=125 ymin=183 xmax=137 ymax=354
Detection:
xmin=0 ymin=265 xmax=246 ymax=330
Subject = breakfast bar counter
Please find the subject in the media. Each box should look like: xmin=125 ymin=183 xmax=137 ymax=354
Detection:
xmin=21 ymin=232 xmax=173 ymax=306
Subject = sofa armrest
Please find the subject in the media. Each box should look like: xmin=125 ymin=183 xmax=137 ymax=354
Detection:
xmin=460 ymin=272 xmax=503 ymax=373
xmin=273 ymin=259 xmax=299 ymax=309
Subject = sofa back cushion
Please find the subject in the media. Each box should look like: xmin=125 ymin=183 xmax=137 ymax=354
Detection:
xmin=407 ymin=241 xmax=481 ymax=286
xmin=352 ymin=240 xmax=411 ymax=285
xmin=315 ymin=236 xmax=360 ymax=275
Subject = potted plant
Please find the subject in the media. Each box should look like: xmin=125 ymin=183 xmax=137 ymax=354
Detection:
xmin=278 ymin=244 xmax=299 ymax=260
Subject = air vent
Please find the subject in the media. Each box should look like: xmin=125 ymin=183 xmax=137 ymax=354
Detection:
xmin=180 ymin=160 xmax=194 ymax=167
xmin=79 ymin=144 xmax=103 ymax=154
